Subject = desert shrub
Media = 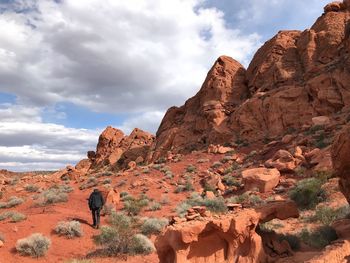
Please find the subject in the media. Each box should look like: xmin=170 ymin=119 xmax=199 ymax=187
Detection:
xmin=120 ymin=191 xmax=129 ymax=198
xmin=141 ymin=218 xmax=168 ymax=236
xmin=103 ymin=178 xmax=112 ymax=185
xmin=277 ymin=234 xmax=301 ymax=251
xmin=164 ymin=170 xmax=173 ymax=179
xmin=304 ymin=125 xmax=324 ymax=135
xmin=176 ymin=193 xmax=227 ymax=217
xmin=55 ymin=220 xmax=83 ymax=238
xmin=93 ymin=212 xmax=138 ymax=255
xmin=197 ymin=159 xmax=209 ymax=163
xmin=259 ymin=220 xmax=284 ymax=232
xmin=101 ymin=204 xmax=116 ymax=216
xmin=175 ymin=178 xmax=194 ymax=193
xmin=203 ymin=183 xmax=216 ymax=193
xmin=226 ymin=193 xmax=249 ymax=204
xmin=0 ymin=211 xmax=26 ymax=222
xmin=129 ymin=234 xmax=155 ymax=255
xmin=175 ymin=202 xmax=192 ymax=217
xmin=25 ymin=184 xmax=39 ymax=193
xmin=222 ymin=175 xmax=241 ymax=187
xmin=211 ymin=162 xmax=222 ymax=168
xmin=308 ymin=206 xmax=350 ymax=225
xmin=0 ymin=196 xmax=24 ymax=209
xmin=79 ymin=177 xmax=98 ymax=190
xmin=16 ymin=233 xmax=51 ymax=257
xmin=36 ymin=188 xmax=68 ymax=206
xmin=124 ymin=196 xmax=149 ymax=215
xmin=50 ymin=184 xmax=74 ymax=193
xmin=299 ymin=226 xmax=338 ymax=249
xmin=142 ymin=168 xmax=150 ymax=174
xmin=147 ymin=202 xmax=162 ymax=211
xmin=220 ymin=156 xmax=233 ymax=163
xmin=186 ymin=165 xmax=196 ymax=173
xmin=289 ymin=178 xmax=326 ymax=209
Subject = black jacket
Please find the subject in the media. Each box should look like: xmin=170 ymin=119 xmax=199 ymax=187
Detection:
xmin=88 ymin=190 xmax=105 ymax=210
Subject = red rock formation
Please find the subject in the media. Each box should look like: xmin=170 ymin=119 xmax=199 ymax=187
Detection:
xmin=88 ymin=126 xmax=154 ymax=169
xmin=155 ymin=201 xmax=299 ymax=263
xmin=156 ymin=210 xmax=267 ymax=263
xmin=151 ymin=1 xmax=350 ymax=159
xmin=150 ymin=56 xmax=248 ymax=160
xmin=331 ymin=124 xmax=350 ymax=203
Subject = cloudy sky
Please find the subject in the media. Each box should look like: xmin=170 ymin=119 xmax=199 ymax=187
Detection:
xmin=0 ymin=0 xmax=329 ymax=171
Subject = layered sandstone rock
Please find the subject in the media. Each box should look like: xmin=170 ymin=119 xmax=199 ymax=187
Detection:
xmin=88 ymin=126 xmax=154 ymax=169
xmin=156 ymin=201 xmax=299 ymax=263
xmin=151 ymin=1 xmax=350 ymax=159
xmin=331 ymin=124 xmax=350 ymax=203
xmin=149 ymin=56 xmax=248 ymax=160
xmin=155 ymin=210 xmax=267 ymax=263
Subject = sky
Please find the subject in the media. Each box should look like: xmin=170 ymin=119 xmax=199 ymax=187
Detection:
xmin=0 ymin=0 xmax=330 ymax=171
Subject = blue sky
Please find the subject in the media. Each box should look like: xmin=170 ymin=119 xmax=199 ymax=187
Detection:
xmin=0 ymin=0 xmax=330 ymax=171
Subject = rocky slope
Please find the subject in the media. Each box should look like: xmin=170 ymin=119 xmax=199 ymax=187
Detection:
xmin=149 ymin=0 xmax=350 ymax=160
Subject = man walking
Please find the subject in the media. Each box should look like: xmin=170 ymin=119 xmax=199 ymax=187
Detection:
xmin=88 ymin=188 xmax=105 ymax=229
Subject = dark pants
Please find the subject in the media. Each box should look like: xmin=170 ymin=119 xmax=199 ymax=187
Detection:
xmin=91 ymin=208 xmax=101 ymax=227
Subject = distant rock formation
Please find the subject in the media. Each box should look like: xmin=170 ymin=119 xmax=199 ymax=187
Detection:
xmin=87 ymin=126 xmax=155 ymax=170
xmin=150 ymin=0 xmax=350 ymax=160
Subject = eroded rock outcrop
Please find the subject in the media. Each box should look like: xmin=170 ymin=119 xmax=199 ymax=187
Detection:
xmin=151 ymin=1 xmax=350 ymax=159
xmin=331 ymin=124 xmax=350 ymax=203
xmin=156 ymin=201 xmax=299 ymax=263
xmin=88 ymin=126 xmax=154 ymax=169
xmin=156 ymin=210 xmax=267 ymax=263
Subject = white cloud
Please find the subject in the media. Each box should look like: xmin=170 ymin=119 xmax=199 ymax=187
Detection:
xmin=0 ymin=0 xmax=261 ymax=113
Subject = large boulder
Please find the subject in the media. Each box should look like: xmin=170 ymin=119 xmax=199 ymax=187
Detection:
xmin=331 ymin=124 xmax=350 ymax=203
xmin=242 ymin=168 xmax=280 ymax=193
xmin=265 ymin=150 xmax=297 ymax=172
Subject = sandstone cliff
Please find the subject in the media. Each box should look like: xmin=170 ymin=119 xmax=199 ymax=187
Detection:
xmin=150 ymin=1 xmax=350 ymax=160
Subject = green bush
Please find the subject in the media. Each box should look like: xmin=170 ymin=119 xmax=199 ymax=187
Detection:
xmin=277 ymin=234 xmax=300 ymax=251
xmin=129 ymin=234 xmax=155 ymax=255
xmin=186 ymin=165 xmax=196 ymax=173
xmin=147 ymin=202 xmax=162 ymax=211
xmin=124 ymin=197 xmax=149 ymax=215
xmin=299 ymin=226 xmax=338 ymax=249
xmin=141 ymin=218 xmax=168 ymax=236
xmin=0 ymin=196 xmax=24 ymax=209
xmin=79 ymin=177 xmax=98 ymax=190
xmin=16 ymin=233 xmax=51 ymax=257
xmin=309 ymin=206 xmax=350 ymax=225
xmin=55 ymin=220 xmax=83 ymax=238
xmin=0 ymin=211 xmax=26 ymax=222
xmin=289 ymin=178 xmax=326 ymax=209
xmin=25 ymin=184 xmax=39 ymax=193
xmin=36 ymin=188 xmax=68 ymax=206
xmin=222 ymin=175 xmax=241 ymax=187
xmin=211 ymin=162 xmax=222 ymax=169
xmin=176 ymin=193 xmax=227 ymax=217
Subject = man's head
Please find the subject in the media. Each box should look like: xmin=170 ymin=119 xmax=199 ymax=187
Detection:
xmin=93 ymin=188 xmax=99 ymax=192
